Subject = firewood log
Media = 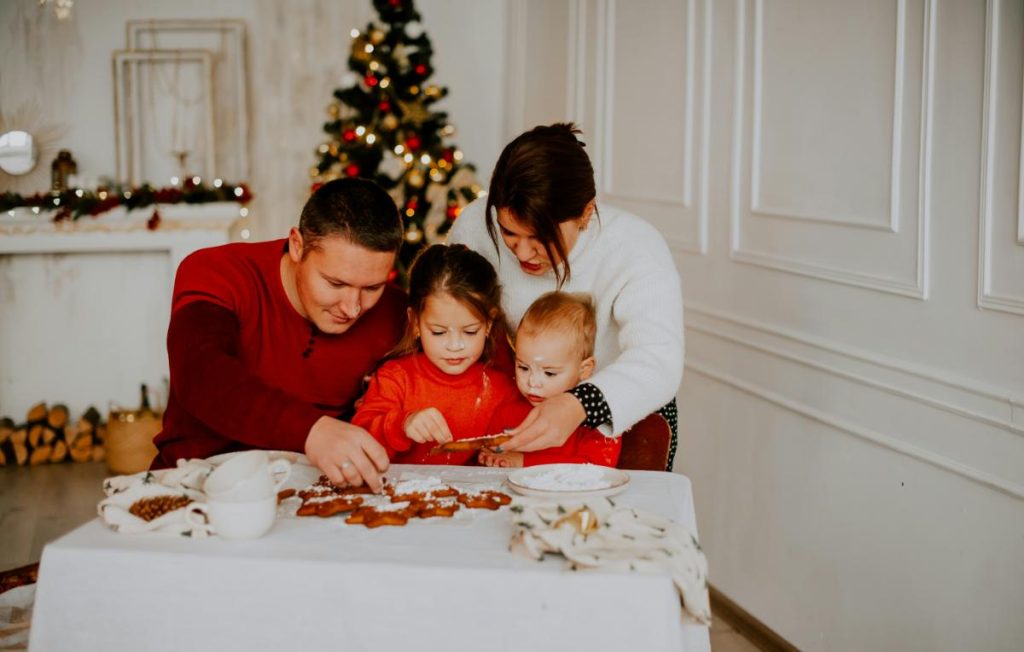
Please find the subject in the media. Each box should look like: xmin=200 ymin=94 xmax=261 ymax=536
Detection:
xmin=9 ymin=439 xmax=28 ymax=465
xmin=26 ymin=402 xmax=47 ymax=423
xmin=28 ymin=424 xmax=45 ymax=448
xmin=81 ymin=406 xmax=102 ymax=429
xmin=29 ymin=444 xmax=52 ymax=465
xmin=0 ymin=417 xmax=14 ymax=443
xmin=49 ymin=439 xmax=68 ymax=463
xmin=46 ymin=404 xmax=69 ymax=430
xmin=69 ymin=442 xmax=93 ymax=463
xmin=11 ymin=428 xmax=27 ymax=446
xmin=41 ymin=426 xmax=58 ymax=445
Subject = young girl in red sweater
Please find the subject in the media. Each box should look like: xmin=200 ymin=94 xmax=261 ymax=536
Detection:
xmin=352 ymin=244 xmax=519 ymax=464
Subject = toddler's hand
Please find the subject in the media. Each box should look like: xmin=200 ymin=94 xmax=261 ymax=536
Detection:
xmin=479 ymin=448 xmax=524 ymax=468
xmin=403 ymin=408 xmax=453 ymax=444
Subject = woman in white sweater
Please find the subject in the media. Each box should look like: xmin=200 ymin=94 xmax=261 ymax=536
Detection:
xmin=448 ymin=123 xmax=684 ymax=469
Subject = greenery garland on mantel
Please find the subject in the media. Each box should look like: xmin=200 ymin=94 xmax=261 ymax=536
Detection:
xmin=0 ymin=179 xmax=253 ymax=226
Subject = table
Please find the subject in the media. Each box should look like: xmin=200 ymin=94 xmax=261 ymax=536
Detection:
xmin=29 ymin=465 xmax=710 ymax=652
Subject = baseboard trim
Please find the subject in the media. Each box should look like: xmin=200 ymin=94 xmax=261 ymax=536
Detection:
xmin=710 ymin=584 xmax=800 ymax=652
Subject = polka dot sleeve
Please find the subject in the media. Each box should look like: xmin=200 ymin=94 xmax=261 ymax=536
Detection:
xmin=568 ymin=383 xmax=613 ymax=430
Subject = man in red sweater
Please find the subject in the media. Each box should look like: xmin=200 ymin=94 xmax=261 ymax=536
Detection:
xmin=153 ymin=178 xmax=405 ymax=491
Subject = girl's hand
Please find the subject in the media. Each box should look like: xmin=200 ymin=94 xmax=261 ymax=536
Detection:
xmin=499 ymin=393 xmax=584 ymax=452
xmin=479 ymin=448 xmax=524 ymax=468
xmin=403 ymin=408 xmax=454 ymax=444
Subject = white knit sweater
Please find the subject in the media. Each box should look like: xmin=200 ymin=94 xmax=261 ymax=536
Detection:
xmin=448 ymin=199 xmax=684 ymax=436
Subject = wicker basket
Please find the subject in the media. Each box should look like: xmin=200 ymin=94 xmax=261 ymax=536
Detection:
xmin=105 ymin=409 xmax=161 ymax=474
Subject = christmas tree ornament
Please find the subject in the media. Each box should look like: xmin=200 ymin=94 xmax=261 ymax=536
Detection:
xmin=370 ymin=28 xmax=386 ymax=44
xmin=344 ymin=163 xmax=361 ymax=177
xmin=407 ymin=169 xmax=425 ymax=188
xmin=404 ymin=134 xmax=421 ymax=151
xmin=405 ymin=21 xmax=423 ymax=38
xmin=396 ymin=97 xmax=431 ymax=127
xmin=423 ymin=85 xmax=442 ymax=99
xmin=364 ymin=75 xmax=379 ymax=88
xmin=378 ymin=100 xmax=392 ymax=112
xmin=381 ymin=115 xmax=399 ymax=131
xmin=327 ymin=103 xmax=341 ymax=118
xmin=342 ymin=129 xmax=357 ymax=142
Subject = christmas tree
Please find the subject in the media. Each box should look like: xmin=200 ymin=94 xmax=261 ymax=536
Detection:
xmin=311 ymin=0 xmax=482 ymax=280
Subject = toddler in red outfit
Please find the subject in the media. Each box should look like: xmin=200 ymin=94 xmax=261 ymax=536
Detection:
xmin=479 ymin=291 xmax=621 ymax=468
xmin=353 ymin=244 xmax=519 ymax=464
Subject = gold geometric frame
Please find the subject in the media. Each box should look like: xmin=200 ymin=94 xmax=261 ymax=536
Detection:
xmin=126 ymin=19 xmax=250 ymax=182
xmin=112 ymin=49 xmax=216 ymax=186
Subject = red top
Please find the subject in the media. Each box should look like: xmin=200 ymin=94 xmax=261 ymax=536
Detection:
xmin=153 ymin=239 xmax=405 ymax=467
xmin=352 ymin=352 xmax=520 ymax=465
xmin=488 ymin=398 xmax=622 ymax=468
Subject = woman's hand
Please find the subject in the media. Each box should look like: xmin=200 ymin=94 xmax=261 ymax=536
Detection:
xmin=403 ymin=408 xmax=454 ymax=444
xmin=499 ymin=393 xmax=585 ymax=452
xmin=304 ymin=416 xmax=390 ymax=492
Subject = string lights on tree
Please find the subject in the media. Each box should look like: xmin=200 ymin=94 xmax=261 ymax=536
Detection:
xmin=311 ymin=0 xmax=483 ymax=283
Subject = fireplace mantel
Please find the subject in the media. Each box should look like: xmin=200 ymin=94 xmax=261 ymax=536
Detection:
xmin=0 ymin=203 xmax=241 ymax=420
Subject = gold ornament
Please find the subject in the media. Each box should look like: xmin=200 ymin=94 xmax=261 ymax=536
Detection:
xmin=407 ymin=170 xmax=425 ymax=188
xmin=423 ymin=85 xmax=442 ymax=99
xmin=381 ymin=115 xmax=399 ymax=131
xmin=327 ymin=103 xmax=341 ymax=118
xmin=309 ymin=166 xmax=320 ymax=179
xmin=351 ymin=36 xmax=371 ymax=62
xmin=370 ymin=28 xmax=385 ymax=44
xmin=395 ymin=97 xmax=431 ymax=127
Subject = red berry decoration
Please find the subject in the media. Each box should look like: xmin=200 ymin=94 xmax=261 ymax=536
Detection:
xmin=343 ymin=129 xmax=357 ymax=142
xmin=364 ymin=75 xmax=379 ymax=87
xmin=415 ymin=64 xmax=427 ymax=76
xmin=345 ymin=164 xmax=361 ymax=177
xmin=406 ymin=197 xmax=418 ymax=211
xmin=405 ymin=135 xmax=421 ymax=151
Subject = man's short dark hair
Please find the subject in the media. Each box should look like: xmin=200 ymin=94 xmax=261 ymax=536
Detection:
xmin=298 ymin=178 xmax=403 ymax=254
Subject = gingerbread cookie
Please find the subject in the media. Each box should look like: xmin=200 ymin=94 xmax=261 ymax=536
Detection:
xmin=456 ymin=489 xmax=512 ymax=510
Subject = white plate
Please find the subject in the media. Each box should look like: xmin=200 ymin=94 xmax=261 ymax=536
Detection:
xmin=506 ymin=464 xmax=630 ymax=499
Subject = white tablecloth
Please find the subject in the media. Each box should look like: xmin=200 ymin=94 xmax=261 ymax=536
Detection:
xmin=29 ymin=464 xmax=710 ymax=652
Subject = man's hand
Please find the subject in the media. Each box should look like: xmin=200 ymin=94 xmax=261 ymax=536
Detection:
xmin=403 ymin=408 xmax=453 ymax=444
xmin=304 ymin=416 xmax=390 ymax=492
xmin=499 ymin=393 xmax=585 ymax=453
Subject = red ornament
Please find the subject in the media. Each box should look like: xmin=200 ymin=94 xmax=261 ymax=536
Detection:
xmin=364 ymin=75 xmax=379 ymax=87
xmin=446 ymin=205 xmax=460 ymax=220
xmin=310 ymin=182 xmax=323 ymax=194
xmin=342 ymin=129 xmax=357 ymax=142
xmin=405 ymin=135 xmax=421 ymax=151
xmin=441 ymin=149 xmax=454 ymax=163
xmin=406 ymin=197 xmax=418 ymax=211
xmin=147 ymin=209 xmax=162 ymax=231
xmin=344 ymin=164 xmax=361 ymax=177
xmin=378 ymin=100 xmax=391 ymax=112
xmin=388 ymin=0 xmax=401 ymax=7
xmin=415 ymin=64 xmax=427 ymax=76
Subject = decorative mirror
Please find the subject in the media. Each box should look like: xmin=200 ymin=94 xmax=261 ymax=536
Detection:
xmin=0 ymin=130 xmax=38 ymax=176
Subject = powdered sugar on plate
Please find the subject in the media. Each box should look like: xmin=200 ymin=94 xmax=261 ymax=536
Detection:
xmin=506 ymin=464 xmax=630 ymax=498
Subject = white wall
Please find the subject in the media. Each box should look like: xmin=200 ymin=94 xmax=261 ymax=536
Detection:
xmin=0 ymin=0 xmax=504 ymax=417
xmin=506 ymin=1 xmax=1023 ymax=649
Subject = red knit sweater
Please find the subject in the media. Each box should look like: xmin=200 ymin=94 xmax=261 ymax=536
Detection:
xmin=153 ymin=239 xmax=405 ymax=467
xmin=352 ymin=353 xmax=520 ymax=465
xmin=488 ymin=398 xmax=621 ymax=468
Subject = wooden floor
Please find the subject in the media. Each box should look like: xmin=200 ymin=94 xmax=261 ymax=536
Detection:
xmin=0 ymin=462 xmax=764 ymax=652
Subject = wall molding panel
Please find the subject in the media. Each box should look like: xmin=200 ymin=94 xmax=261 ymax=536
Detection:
xmin=730 ymin=0 xmax=935 ymax=298
xmin=685 ymin=360 xmax=1024 ymax=502
xmin=977 ymin=0 xmax=1024 ymax=316
xmin=686 ymin=304 xmax=1024 ymax=434
xmin=594 ymin=0 xmax=710 ymax=254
